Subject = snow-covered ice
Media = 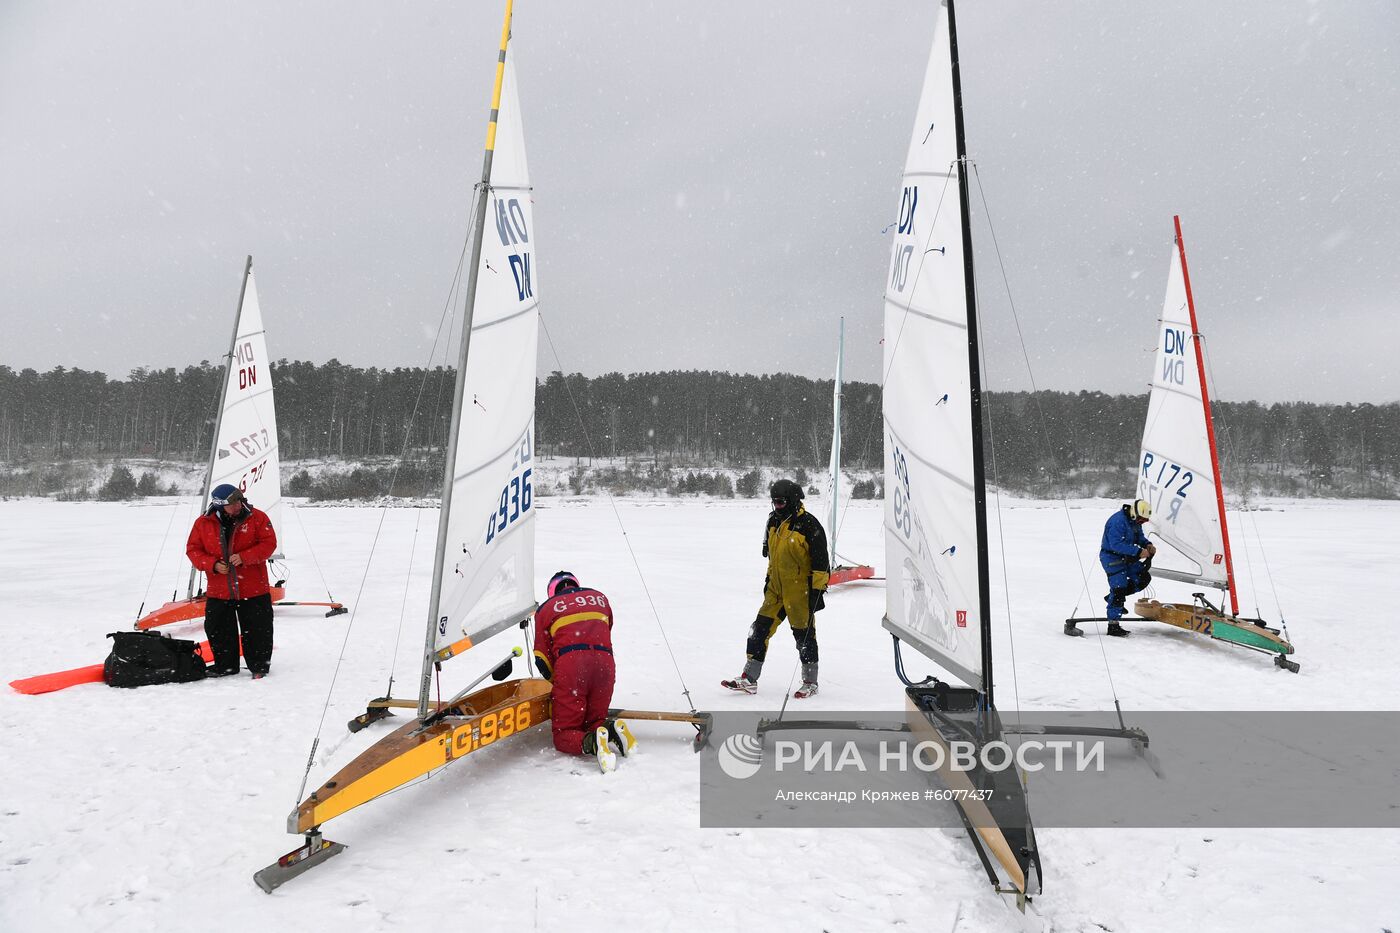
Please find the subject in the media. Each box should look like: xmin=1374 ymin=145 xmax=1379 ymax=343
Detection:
xmin=2 ymin=496 xmax=1397 ymax=932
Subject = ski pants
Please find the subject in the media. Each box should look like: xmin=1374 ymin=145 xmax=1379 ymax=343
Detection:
xmin=1103 ymin=563 xmax=1151 ymax=620
xmin=550 ymin=647 xmax=615 ymax=755
xmin=745 ymin=610 xmax=818 ymax=665
xmin=205 ymin=593 xmax=273 ymax=675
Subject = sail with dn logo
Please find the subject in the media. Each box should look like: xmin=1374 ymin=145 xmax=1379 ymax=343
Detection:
xmin=1128 ymin=217 xmax=1298 ymax=672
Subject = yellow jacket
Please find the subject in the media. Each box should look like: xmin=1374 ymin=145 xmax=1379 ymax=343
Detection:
xmin=761 ymin=506 xmax=831 ymax=625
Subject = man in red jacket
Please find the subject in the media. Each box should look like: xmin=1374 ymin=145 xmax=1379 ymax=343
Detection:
xmin=186 ymin=483 xmax=278 ymax=678
xmin=532 ymin=571 xmax=634 ymax=772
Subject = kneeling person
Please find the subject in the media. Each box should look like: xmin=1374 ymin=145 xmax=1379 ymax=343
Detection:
xmin=532 ymin=571 xmax=635 ymax=772
xmin=1099 ymin=498 xmax=1155 ymax=636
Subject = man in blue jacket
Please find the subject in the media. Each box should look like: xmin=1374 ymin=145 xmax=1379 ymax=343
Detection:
xmin=1099 ymin=499 xmax=1155 ymax=636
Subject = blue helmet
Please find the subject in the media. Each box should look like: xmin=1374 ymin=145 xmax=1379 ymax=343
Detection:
xmin=210 ymin=483 xmax=244 ymax=506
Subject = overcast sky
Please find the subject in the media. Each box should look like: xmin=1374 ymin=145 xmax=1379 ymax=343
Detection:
xmin=2 ymin=1 xmax=1396 ymax=403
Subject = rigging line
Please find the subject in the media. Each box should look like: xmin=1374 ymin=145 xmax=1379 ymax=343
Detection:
xmin=135 ymin=495 xmax=185 ymax=621
xmin=284 ymin=500 xmax=338 ymax=601
xmin=972 ymin=251 xmax=1025 ymax=733
xmin=1200 ymin=335 xmax=1287 ymax=626
xmin=970 ymin=163 xmax=1123 ymax=704
xmin=775 ymin=655 xmax=802 ymax=722
xmin=292 ymin=195 xmax=480 ymax=800
xmin=386 ymin=506 xmax=426 ymax=694
xmin=537 ymin=311 xmax=697 ymax=714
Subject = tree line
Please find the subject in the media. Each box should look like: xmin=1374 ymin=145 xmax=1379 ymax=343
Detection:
xmin=1 ymin=362 xmax=1396 ymax=498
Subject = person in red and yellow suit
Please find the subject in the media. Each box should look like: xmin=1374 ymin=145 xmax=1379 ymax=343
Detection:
xmin=532 ymin=571 xmax=635 ymax=772
xmin=186 ymin=483 xmax=278 ymax=678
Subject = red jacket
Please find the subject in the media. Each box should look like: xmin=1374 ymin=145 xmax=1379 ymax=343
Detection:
xmin=532 ymin=587 xmax=614 ymax=680
xmin=186 ymin=506 xmax=278 ymax=600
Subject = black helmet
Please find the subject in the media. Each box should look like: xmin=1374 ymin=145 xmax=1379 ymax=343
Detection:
xmin=769 ymin=479 xmax=804 ymax=512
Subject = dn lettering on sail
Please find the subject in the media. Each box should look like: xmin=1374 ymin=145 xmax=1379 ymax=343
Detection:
xmin=889 ymin=186 xmax=918 ymax=292
xmin=1160 ymin=326 xmax=1188 ymax=386
xmin=234 ymin=341 xmax=258 ymax=390
xmin=496 ymin=196 xmax=533 ymax=301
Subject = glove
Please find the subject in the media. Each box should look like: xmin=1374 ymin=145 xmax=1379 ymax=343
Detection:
xmin=808 ymin=588 xmax=826 ymax=615
xmin=1137 ymin=548 xmax=1152 ymax=560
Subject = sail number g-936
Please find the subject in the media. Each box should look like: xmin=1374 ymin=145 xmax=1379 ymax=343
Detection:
xmin=485 ymin=435 xmax=534 ymax=545
xmin=451 ymin=700 xmax=534 ymax=756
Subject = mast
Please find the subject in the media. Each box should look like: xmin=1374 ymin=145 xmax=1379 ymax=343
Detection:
xmin=945 ymin=0 xmax=994 ymax=708
xmin=1173 ymin=215 xmax=1238 ymax=616
xmin=418 ymin=0 xmax=515 ymax=720
xmin=188 ymin=255 xmax=252 ymax=600
xmin=828 ymin=316 xmax=844 ymax=564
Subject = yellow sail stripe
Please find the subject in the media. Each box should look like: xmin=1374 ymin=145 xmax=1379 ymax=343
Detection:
xmin=484 ymin=0 xmax=514 ymax=153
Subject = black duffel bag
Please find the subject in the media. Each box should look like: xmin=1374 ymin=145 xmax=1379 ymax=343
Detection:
xmin=103 ymin=631 xmax=208 ymax=688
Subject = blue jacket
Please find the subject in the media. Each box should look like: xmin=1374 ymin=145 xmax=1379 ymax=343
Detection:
xmin=1099 ymin=506 xmax=1150 ymax=573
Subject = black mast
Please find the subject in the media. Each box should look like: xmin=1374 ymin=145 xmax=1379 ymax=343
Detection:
xmin=945 ymin=0 xmax=994 ymax=709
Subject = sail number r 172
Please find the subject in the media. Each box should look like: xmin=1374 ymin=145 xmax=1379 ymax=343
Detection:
xmin=1139 ymin=451 xmax=1193 ymax=525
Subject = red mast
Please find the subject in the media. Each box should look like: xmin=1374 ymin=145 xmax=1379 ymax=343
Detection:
xmin=1173 ymin=215 xmax=1239 ymax=616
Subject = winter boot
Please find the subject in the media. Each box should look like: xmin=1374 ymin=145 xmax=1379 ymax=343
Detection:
xmin=582 ymin=727 xmax=617 ymax=773
xmin=1105 ymin=621 xmax=1131 ymax=638
xmin=793 ymin=681 xmax=819 ymax=699
xmin=606 ymin=719 xmax=638 ymax=757
xmin=721 ymin=674 xmax=758 ymax=694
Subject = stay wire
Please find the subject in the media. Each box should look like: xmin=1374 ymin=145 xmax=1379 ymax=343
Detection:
xmin=135 ymin=494 xmax=186 ymax=622
xmin=970 ymin=220 xmax=1025 ymax=733
xmin=971 ymin=163 xmax=1123 ymax=705
xmin=293 ymin=192 xmax=480 ymax=805
xmin=386 ymin=507 xmax=427 ymax=695
xmin=1199 ymin=336 xmax=1289 ymax=637
xmin=284 ymin=500 xmax=338 ymax=601
xmin=537 ymin=311 xmax=698 ymax=715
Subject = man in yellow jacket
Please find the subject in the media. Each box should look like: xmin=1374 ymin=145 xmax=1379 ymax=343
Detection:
xmin=722 ymin=478 xmax=830 ymax=699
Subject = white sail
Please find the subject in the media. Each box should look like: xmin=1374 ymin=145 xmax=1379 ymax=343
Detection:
xmin=880 ymin=2 xmax=984 ymax=691
xmin=826 ymin=317 xmax=844 ymax=564
xmin=431 ymin=54 xmax=539 ymax=654
xmin=208 ymin=269 xmax=283 ymax=549
xmin=1137 ymin=244 xmax=1228 ymax=588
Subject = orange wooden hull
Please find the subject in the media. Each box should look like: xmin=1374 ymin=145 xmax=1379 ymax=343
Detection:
xmin=293 ymin=678 xmax=553 ymax=833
